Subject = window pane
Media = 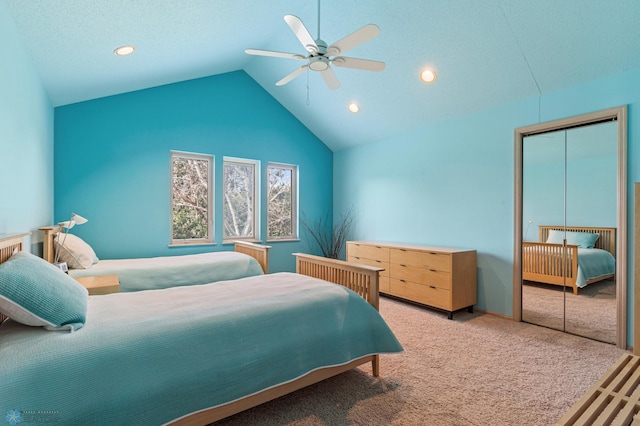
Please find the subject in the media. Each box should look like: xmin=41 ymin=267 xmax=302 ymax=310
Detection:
xmin=268 ymin=164 xmax=297 ymax=239
xmin=223 ymin=160 xmax=257 ymax=240
xmin=171 ymin=153 xmax=212 ymax=243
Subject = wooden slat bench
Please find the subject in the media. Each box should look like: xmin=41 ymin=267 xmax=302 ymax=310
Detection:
xmin=557 ymin=354 xmax=640 ymax=425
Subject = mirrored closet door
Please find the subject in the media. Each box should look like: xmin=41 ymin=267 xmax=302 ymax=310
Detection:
xmin=514 ymin=106 xmax=627 ymax=347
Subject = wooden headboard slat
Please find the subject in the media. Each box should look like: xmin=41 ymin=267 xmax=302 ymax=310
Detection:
xmin=538 ymin=226 xmax=616 ymax=257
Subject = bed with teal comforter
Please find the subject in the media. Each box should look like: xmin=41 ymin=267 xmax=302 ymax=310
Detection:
xmin=69 ymin=251 xmax=265 ymax=292
xmin=575 ymin=248 xmax=616 ymax=288
xmin=0 ymin=272 xmax=402 ymax=425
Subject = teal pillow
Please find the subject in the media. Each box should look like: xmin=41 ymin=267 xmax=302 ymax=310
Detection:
xmin=0 ymin=251 xmax=88 ymax=331
xmin=546 ymin=229 xmax=599 ymax=249
xmin=567 ymin=231 xmax=599 ymax=249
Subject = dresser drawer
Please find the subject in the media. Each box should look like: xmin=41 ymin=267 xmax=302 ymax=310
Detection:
xmin=390 ymin=248 xmax=451 ymax=272
xmin=347 ymin=243 xmax=390 ymax=262
xmin=390 ymin=264 xmax=451 ymax=289
xmin=379 ymin=276 xmax=390 ymax=293
xmin=347 ymin=256 xmax=389 ymax=277
xmin=390 ymin=278 xmax=451 ymax=310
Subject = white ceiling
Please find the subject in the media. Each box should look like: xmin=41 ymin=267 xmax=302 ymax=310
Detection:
xmin=5 ymin=0 xmax=640 ymax=151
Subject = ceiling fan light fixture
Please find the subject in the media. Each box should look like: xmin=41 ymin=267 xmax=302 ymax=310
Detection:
xmin=348 ymin=102 xmax=360 ymax=113
xmin=309 ymin=57 xmax=329 ymax=71
xmin=114 ymin=45 xmax=136 ymax=56
xmin=420 ymin=68 xmax=437 ymax=84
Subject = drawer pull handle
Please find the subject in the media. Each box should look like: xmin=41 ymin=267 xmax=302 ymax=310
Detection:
xmin=429 ymin=285 xmax=436 ymax=289
xmin=429 ymin=269 xmax=437 ymax=272
xmin=400 ymin=279 xmax=406 ymax=283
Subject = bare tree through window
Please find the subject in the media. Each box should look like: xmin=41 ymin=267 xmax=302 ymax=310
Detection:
xmin=223 ymin=158 xmax=259 ymax=241
xmin=268 ymin=163 xmax=297 ymax=240
xmin=170 ymin=151 xmax=213 ymax=244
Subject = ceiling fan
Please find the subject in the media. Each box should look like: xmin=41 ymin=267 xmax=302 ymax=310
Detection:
xmin=245 ymin=1 xmax=385 ymax=90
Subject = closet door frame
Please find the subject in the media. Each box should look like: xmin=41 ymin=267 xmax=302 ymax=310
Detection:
xmin=513 ymin=105 xmax=628 ymax=349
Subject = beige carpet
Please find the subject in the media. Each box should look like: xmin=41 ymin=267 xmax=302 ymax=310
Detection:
xmin=213 ymin=297 xmax=628 ymax=426
xmin=522 ymin=280 xmax=617 ymax=343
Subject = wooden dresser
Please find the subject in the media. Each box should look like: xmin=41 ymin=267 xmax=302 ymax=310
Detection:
xmin=346 ymin=241 xmax=477 ymax=319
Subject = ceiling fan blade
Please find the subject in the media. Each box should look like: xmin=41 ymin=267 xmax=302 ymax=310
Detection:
xmin=320 ymin=67 xmax=340 ymax=90
xmin=245 ymin=49 xmax=306 ymax=60
xmin=326 ymin=24 xmax=380 ymax=56
xmin=284 ymin=15 xmax=318 ymax=54
xmin=276 ymin=64 xmax=309 ymax=86
xmin=332 ymin=56 xmax=385 ymax=72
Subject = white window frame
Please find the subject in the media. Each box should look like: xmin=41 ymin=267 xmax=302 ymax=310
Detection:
xmin=222 ymin=157 xmax=260 ymax=243
xmin=267 ymin=162 xmax=298 ymax=241
xmin=169 ymin=151 xmax=214 ymax=246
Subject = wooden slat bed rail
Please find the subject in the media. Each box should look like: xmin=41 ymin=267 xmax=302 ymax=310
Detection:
xmin=522 ymin=242 xmax=578 ymax=285
xmin=234 ymin=240 xmax=271 ymax=273
xmin=557 ymin=354 xmax=640 ymax=425
xmin=293 ymin=252 xmax=383 ymax=310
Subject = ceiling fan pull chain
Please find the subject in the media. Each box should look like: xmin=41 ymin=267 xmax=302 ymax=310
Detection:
xmin=306 ymin=68 xmax=311 ymax=105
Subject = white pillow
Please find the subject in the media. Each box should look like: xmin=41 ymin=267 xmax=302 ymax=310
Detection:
xmin=55 ymin=233 xmax=99 ymax=269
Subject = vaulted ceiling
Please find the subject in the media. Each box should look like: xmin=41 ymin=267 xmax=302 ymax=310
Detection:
xmin=5 ymin=0 xmax=640 ymax=151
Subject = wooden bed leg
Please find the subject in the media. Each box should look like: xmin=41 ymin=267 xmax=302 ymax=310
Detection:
xmin=372 ymin=355 xmax=380 ymax=377
xmin=573 ymin=286 xmax=578 ymax=295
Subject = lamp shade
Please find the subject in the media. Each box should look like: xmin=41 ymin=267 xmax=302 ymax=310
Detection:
xmin=57 ymin=213 xmax=88 ymax=230
xmin=70 ymin=213 xmax=88 ymax=225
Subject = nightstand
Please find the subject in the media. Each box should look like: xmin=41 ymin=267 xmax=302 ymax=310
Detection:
xmin=74 ymin=274 xmax=120 ymax=295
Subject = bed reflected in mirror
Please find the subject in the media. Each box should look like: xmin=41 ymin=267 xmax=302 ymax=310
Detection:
xmin=521 ymin=119 xmax=619 ymax=344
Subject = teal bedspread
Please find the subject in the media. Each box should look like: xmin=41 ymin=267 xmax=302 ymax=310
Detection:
xmin=576 ymin=248 xmax=616 ymax=287
xmin=0 ymin=272 xmax=402 ymax=425
xmin=69 ymin=251 xmax=264 ymax=292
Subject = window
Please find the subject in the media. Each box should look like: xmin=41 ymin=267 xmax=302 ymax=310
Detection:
xmin=223 ymin=157 xmax=259 ymax=241
xmin=170 ymin=151 xmax=213 ymax=245
xmin=267 ymin=163 xmax=298 ymax=240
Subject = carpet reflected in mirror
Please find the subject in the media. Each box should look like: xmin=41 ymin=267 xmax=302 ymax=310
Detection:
xmin=522 ymin=280 xmax=616 ymax=344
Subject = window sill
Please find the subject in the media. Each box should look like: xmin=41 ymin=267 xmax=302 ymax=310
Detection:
xmin=168 ymin=242 xmax=217 ymax=248
xmin=222 ymin=239 xmax=262 ymax=245
xmin=266 ymin=238 xmax=300 ymax=243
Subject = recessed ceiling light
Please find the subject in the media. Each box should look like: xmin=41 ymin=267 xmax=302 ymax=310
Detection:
xmin=114 ymin=45 xmax=136 ymax=56
xmin=348 ymin=102 xmax=360 ymax=113
xmin=420 ymin=68 xmax=437 ymax=84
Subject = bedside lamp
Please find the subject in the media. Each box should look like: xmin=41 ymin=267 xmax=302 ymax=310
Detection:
xmin=54 ymin=213 xmax=88 ymax=271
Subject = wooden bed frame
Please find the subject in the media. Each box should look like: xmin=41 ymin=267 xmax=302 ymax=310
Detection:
xmin=39 ymin=226 xmax=271 ymax=273
xmin=0 ymin=234 xmax=386 ymax=425
xmin=522 ymin=226 xmax=616 ymax=295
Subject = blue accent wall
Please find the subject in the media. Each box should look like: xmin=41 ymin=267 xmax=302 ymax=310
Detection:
xmin=0 ymin=3 xmax=53 ymax=252
xmin=54 ymin=71 xmax=332 ymax=272
xmin=334 ymin=67 xmax=640 ymax=345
